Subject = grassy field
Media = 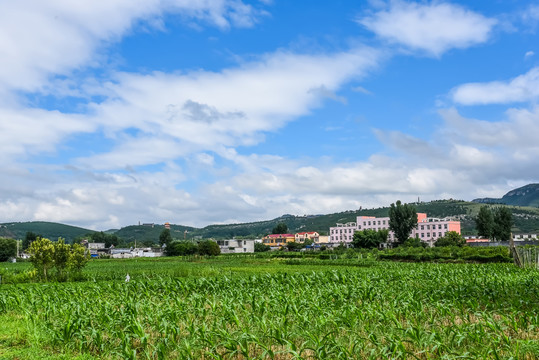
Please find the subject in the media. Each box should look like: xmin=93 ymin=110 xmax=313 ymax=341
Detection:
xmin=0 ymin=257 xmax=538 ymax=359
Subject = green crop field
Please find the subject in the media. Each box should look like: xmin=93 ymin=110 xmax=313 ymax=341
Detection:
xmin=0 ymin=257 xmax=538 ymax=359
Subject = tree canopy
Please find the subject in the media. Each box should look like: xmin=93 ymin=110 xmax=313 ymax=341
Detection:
xmin=23 ymin=231 xmax=40 ymax=250
xmin=493 ymin=207 xmax=513 ymax=241
xmin=166 ymin=240 xmax=198 ymax=256
xmin=198 ymin=240 xmax=220 ymax=256
xmin=272 ymin=223 xmax=288 ymax=234
xmin=388 ymin=200 xmax=418 ymax=245
xmin=0 ymin=237 xmax=17 ymax=262
xmin=352 ymin=229 xmax=388 ymax=249
xmin=434 ymin=231 xmax=466 ymax=247
xmin=475 ymin=206 xmax=513 ymax=241
xmin=28 ymin=237 xmax=90 ymax=281
xmin=159 ymin=228 xmax=173 ymax=247
xmin=254 ymin=242 xmax=270 ymax=252
xmin=475 ymin=206 xmax=494 ymax=239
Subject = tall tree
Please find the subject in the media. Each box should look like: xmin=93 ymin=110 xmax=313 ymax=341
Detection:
xmin=54 ymin=238 xmax=71 ymax=281
xmin=23 ymin=231 xmax=39 ymax=250
xmin=0 ymin=238 xmax=17 ymax=262
xmin=492 ymin=207 xmax=513 ymax=241
xmin=388 ymin=200 xmax=418 ymax=245
xmin=475 ymin=206 xmax=494 ymax=239
xmin=272 ymin=223 xmax=288 ymax=234
xmin=159 ymin=228 xmax=173 ymax=247
xmin=70 ymin=243 xmax=90 ymax=272
xmin=28 ymin=237 xmax=55 ymax=281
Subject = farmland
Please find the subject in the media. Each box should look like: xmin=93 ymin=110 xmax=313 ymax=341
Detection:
xmin=0 ymin=257 xmax=538 ymax=359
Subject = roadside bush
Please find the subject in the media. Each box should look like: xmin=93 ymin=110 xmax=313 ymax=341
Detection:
xmin=379 ymin=246 xmax=512 ymax=263
xmin=198 ymin=240 xmax=220 ymax=256
xmin=168 ymin=241 xmax=198 ymax=256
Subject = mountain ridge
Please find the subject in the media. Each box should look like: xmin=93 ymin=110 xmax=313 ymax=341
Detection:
xmin=4 ymin=184 xmax=539 ymax=243
xmin=472 ymin=183 xmax=539 ymax=207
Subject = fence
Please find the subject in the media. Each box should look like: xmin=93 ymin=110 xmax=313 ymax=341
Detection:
xmin=514 ymin=246 xmax=539 ymax=270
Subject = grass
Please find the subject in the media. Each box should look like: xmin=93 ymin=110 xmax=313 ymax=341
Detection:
xmin=0 ymin=257 xmax=538 ymax=359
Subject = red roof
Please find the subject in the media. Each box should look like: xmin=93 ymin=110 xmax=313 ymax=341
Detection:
xmin=266 ymin=234 xmax=294 ymax=238
xmin=296 ymin=232 xmax=317 ymax=235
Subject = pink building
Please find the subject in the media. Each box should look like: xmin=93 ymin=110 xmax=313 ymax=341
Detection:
xmin=329 ymin=213 xmax=461 ymax=247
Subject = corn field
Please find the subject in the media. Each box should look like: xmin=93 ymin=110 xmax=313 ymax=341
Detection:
xmin=0 ymin=261 xmax=538 ymax=359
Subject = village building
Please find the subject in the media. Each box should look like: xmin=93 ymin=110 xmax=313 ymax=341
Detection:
xmin=329 ymin=213 xmax=461 ymax=247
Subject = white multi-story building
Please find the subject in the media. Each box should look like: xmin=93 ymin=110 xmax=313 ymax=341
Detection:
xmin=216 ymin=239 xmax=255 ymax=253
xmin=329 ymin=213 xmax=461 ymax=247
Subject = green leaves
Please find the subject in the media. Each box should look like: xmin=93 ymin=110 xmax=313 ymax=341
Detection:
xmin=27 ymin=237 xmax=90 ymax=281
xmin=475 ymin=205 xmax=514 ymax=241
xmin=0 ymin=237 xmax=17 ymax=262
xmin=389 ymin=200 xmax=418 ymax=245
xmin=352 ymin=229 xmax=388 ymax=249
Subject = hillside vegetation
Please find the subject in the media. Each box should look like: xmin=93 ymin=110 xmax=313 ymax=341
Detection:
xmin=0 ymin=221 xmax=92 ymax=243
xmin=4 ymin=200 xmax=539 ymax=244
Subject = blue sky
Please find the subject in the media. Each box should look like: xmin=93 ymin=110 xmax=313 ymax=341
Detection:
xmin=1 ymin=0 xmax=539 ymax=230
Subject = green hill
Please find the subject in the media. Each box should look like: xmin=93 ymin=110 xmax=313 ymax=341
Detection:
xmin=0 ymin=221 xmax=94 ymax=243
xmin=113 ymin=224 xmax=196 ymax=244
xmin=114 ymin=200 xmax=539 ymax=241
xmin=473 ymin=183 xmax=539 ymax=207
xmin=5 ymin=198 xmax=539 ymax=245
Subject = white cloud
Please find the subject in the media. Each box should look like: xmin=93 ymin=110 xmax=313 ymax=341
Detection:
xmin=358 ymin=1 xmax=496 ymax=56
xmin=76 ymin=47 xmax=379 ymax=169
xmin=451 ymin=67 xmax=539 ymax=105
xmin=0 ymin=0 xmax=264 ymax=93
xmin=525 ymin=51 xmax=534 ymax=59
xmin=1 ymin=1 xmax=536 ymax=231
xmin=521 ymin=4 xmax=539 ymax=27
xmin=4 ymin=103 xmax=539 ymax=229
xmin=0 ymin=107 xmax=94 ymax=161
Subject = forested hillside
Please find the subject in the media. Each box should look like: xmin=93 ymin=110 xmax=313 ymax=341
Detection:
xmin=0 ymin=221 xmax=93 ymax=243
xmin=4 ymin=199 xmax=539 ymax=244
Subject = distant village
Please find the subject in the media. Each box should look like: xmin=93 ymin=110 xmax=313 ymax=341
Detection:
xmin=80 ymin=212 xmax=539 ymax=259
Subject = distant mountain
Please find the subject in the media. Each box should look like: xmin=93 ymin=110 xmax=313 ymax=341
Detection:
xmin=0 ymin=221 xmax=93 ymax=243
xmin=473 ymin=184 xmax=539 ymax=207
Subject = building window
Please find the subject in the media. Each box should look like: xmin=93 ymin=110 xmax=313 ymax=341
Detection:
xmin=438 ymin=224 xmax=442 ymax=229
xmin=439 ymin=232 xmax=442 ymax=237
xmin=421 ymin=233 xmax=424 ymax=237
xmin=427 ymin=233 xmax=430 ymax=237
xmin=421 ymin=225 xmax=424 ymax=230
xmin=444 ymin=224 xmax=448 ymax=229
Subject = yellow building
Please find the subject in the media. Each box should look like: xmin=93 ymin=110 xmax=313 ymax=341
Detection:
xmin=262 ymin=234 xmax=295 ymax=247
